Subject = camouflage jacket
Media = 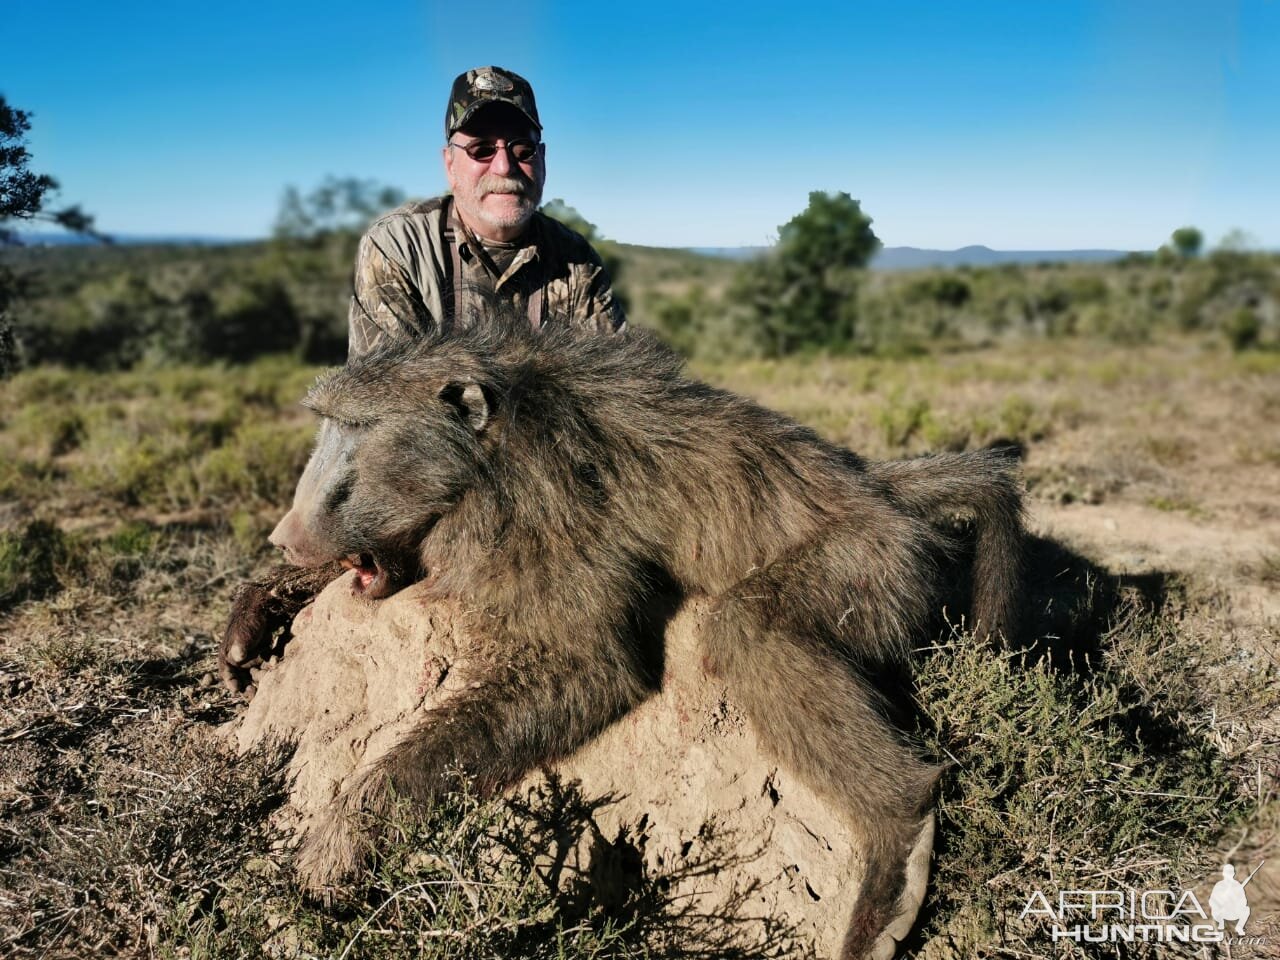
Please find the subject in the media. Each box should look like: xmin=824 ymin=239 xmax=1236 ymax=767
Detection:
xmin=348 ymin=197 xmax=625 ymax=358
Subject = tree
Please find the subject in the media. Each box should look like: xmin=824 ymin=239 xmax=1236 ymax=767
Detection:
xmin=1 ymin=95 xmax=106 ymax=374
xmin=1170 ymin=226 xmax=1203 ymax=258
xmin=271 ymin=176 xmax=406 ymax=362
xmin=539 ymin=198 xmax=600 ymax=241
xmin=777 ymin=190 xmax=882 ymax=274
xmin=733 ymin=191 xmax=882 ymax=356
xmin=273 ymin=176 xmax=405 ymax=240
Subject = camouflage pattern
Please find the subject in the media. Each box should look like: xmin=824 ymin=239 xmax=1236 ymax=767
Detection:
xmin=446 ymin=66 xmax=541 ymax=139
xmin=348 ymin=197 xmax=625 ymax=359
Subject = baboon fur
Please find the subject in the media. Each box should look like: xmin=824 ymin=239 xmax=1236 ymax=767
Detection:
xmin=267 ymin=322 xmax=1024 ymax=960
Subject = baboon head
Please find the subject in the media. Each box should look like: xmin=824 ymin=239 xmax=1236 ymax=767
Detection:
xmin=269 ymin=341 xmax=502 ymax=599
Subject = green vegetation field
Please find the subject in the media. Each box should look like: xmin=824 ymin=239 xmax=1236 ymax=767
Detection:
xmin=1 ymin=236 xmax=1278 ymax=958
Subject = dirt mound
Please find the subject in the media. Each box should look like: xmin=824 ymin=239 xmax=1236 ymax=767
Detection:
xmin=226 ymin=573 xmax=868 ymax=956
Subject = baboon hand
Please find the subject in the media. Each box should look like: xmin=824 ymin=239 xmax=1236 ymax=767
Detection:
xmin=217 ymin=561 xmax=343 ymax=698
xmin=218 ymin=580 xmax=285 ymax=698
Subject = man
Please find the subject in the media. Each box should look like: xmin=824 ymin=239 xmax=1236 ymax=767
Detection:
xmin=347 ymin=64 xmax=624 ymax=359
xmin=218 ymin=66 xmax=624 ymax=695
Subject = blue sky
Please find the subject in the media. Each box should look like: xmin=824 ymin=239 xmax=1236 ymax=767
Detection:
xmin=5 ymin=0 xmax=1277 ymax=249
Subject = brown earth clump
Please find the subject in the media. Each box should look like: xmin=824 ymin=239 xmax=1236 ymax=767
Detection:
xmin=229 ymin=578 xmax=868 ymax=957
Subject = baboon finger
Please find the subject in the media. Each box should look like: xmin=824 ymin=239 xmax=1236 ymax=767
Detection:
xmin=218 ymin=654 xmax=257 ymax=695
xmin=217 ymin=563 xmax=342 ymax=688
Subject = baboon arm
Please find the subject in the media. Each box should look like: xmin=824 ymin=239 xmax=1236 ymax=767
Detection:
xmin=217 ymin=561 xmax=344 ymax=697
xmin=297 ymin=641 xmax=652 ymax=890
xmin=378 ymin=649 xmax=650 ymax=802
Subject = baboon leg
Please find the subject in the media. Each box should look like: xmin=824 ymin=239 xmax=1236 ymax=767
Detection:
xmin=867 ymin=449 xmax=1024 ymax=642
xmin=703 ymin=556 xmax=939 ymax=960
xmin=296 ymin=631 xmax=654 ymax=891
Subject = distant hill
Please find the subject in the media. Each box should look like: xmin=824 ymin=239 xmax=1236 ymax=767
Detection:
xmin=871 ymin=245 xmax=1133 ymax=270
xmin=13 ymin=231 xmax=250 ymax=247
xmin=15 ymin=232 xmax=1135 ymax=271
xmin=686 ymin=246 xmax=771 ymax=261
xmin=690 ymin=244 xmax=1135 ymax=269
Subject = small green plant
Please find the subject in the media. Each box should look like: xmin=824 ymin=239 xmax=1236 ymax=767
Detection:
xmin=229 ymin=508 xmax=273 ymax=556
xmin=0 ymin=520 xmax=69 ymax=609
xmin=914 ymin=602 xmax=1263 ymax=957
xmin=877 ymin=395 xmax=931 ymax=448
xmin=1225 ymin=306 xmax=1262 ymax=351
xmin=1147 ymin=494 xmax=1204 ymax=516
xmin=83 ymin=521 xmax=162 ymax=588
xmin=996 ymin=394 xmax=1047 ymax=443
xmin=1143 ymin=434 xmax=1192 ymax=467
xmin=196 ymin=421 xmax=315 ymax=506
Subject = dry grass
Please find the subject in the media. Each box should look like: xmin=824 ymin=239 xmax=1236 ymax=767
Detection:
xmin=1 ymin=333 xmax=1277 ymax=958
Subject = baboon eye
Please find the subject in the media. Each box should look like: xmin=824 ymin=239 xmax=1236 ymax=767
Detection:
xmin=325 ymin=474 xmax=355 ymax=512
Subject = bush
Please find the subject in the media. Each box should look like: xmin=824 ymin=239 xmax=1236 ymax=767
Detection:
xmin=196 ymin=421 xmax=315 ymax=506
xmin=648 ymin=290 xmax=701 ymax=357
xmin=905 ymin=274 xmax=971 ymax=308
xmin=915 ymin=603 xmax=1263 ymax=955
xmin=733 ymin=192 xmax=880 ymax=356
xmin=1225 ymin=307 xmax=1262 ymax=351
xmin=0 ymin=520 xmax=68 ymax=608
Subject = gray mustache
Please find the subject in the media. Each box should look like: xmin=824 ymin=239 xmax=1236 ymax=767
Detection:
xmin=479 ymin=175 xmax=529 ymax=196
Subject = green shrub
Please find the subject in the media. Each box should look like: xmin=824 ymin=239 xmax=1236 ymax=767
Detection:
xmin=996 ymin=394 xmax=1048 ymax=443
xmin=649 ymin=288 xmax=708 ymax=357
xmin=230 ymin=508 xmax=274 ymax=556
xmin=4 ymin=402 xmax=87 ymax=459
xmin=915 ymin=605 xmax=1261 ymax=955
xmin=1225 ymin=307 xmax=1262 ymax=351
xmin=877 ymin=395 xmax=931 ymax=448
xmin=0 ymin=520 xmax=69 ymax=608
xmin=73 ymin=430 xmax=201 ymax=508
xmin=905 ymin=274 xmax=972 ymax=308
xmin=196 ymin=421 xmax=315 ymax=506
xmin=82 ymin=521 xmax=162 ymax=587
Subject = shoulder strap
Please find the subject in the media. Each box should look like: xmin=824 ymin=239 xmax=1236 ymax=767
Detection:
xmin=525 ymin=213 xmax=549 ymax=331
xmin=442 ymin=197 xmax=463 ymax=329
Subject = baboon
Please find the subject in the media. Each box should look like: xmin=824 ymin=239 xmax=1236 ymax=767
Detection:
xmin=253 ymin=322 xmax=1024 ymax=960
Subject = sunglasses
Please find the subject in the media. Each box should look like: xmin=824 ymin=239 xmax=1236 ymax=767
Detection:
xmin=448 ymin=137 xmax=540 ymax=163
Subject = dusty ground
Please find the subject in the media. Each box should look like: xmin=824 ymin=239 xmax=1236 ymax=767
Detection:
xmin=1 ymin=337 xmax=1277 ymax=958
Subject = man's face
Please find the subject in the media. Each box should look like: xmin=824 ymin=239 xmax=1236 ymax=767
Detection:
xmin=444 ymin=105 xmax=545 ymax=241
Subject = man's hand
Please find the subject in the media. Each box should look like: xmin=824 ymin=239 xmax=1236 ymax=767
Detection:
xmin=218 ymin=562 xmax=344 ymax=698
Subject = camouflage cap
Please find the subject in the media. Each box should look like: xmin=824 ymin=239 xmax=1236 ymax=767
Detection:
xmin=445 ymin=66 xmax=542 ymax=139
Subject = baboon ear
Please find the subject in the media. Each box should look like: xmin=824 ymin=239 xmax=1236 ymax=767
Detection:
xmin=439 ymin=380 xmax=492 ymax=433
